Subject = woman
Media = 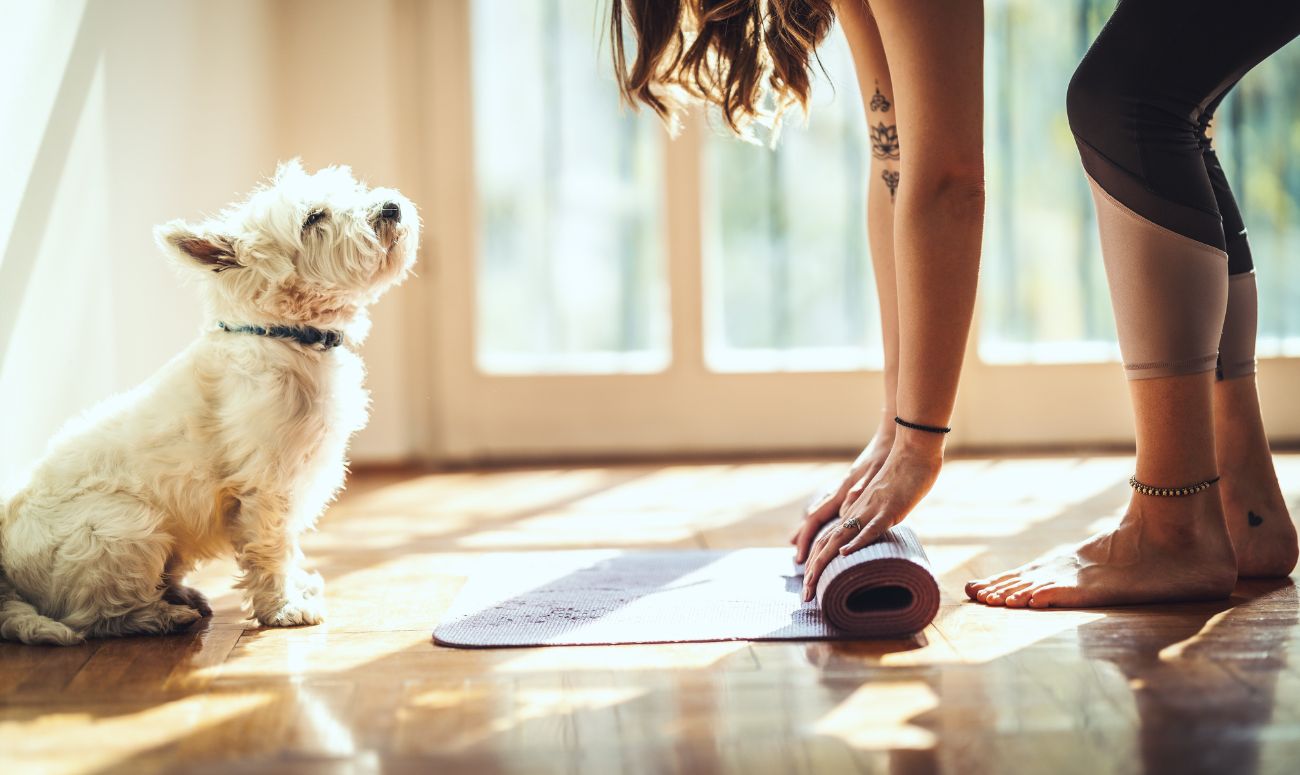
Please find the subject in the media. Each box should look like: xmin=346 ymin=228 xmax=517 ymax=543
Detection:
xmin=967 ymin=0 xmax=1300 ymax=608
xmin=610 ymin=0 xmax=984 ymax=599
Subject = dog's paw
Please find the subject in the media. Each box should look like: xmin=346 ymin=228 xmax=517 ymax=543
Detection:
xmin=257 ymin=596 xmax=326 ymax=628
xmin=162 ymin=603 xmax=204 ymax=632
xmin=165 ymin=585 xmax=213 ymax=617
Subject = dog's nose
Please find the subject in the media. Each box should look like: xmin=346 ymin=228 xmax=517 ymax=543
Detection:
xmin=379 ymin=202 xmax=401 ymax=222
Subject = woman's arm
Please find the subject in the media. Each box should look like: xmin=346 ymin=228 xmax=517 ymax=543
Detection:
xmin=802 ymin=0 xmax=984 ymax=599
xmin=792 ymin=0 xmax=901 ymax=564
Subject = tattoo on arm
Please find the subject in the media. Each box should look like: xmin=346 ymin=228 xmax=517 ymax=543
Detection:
xmin=871 ymin=123 xmax=900 ymax=161
xmin=1248 ymin=510 xmax=1264 ymax=527
xmin=870 ymin=82 xmax=892 ymax=113
xmin=867 ymin=87 xmax=900 ymax=201
xmin=881 ymin=169 xmax=899 ymax=203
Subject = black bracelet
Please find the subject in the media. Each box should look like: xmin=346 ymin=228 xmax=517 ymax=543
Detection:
xmin=894 ymin=416 xmax=951 ymax=435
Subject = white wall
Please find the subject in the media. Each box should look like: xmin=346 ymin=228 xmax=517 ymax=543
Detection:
xmin=0 ymin=0 xmax=434 ymax=484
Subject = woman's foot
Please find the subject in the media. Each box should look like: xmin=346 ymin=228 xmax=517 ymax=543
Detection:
xmin=1219 ymin=468 xmax=1297 ymax=578
xmin=1214 ymin=376 xmax=1299 ymax=578
xmin=965 ymin=491 xmax=1237 ymax=608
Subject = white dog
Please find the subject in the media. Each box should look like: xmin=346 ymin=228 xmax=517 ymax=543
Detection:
xmin=0 ymin=161 xmax=418 ymax=645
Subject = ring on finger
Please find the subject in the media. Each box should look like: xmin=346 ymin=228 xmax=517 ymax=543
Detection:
xmin=840 ymin=516 xmax=863 ymax=533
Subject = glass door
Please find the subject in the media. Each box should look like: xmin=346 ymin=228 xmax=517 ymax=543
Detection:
xmin=419 ymin=0 xmax=1300 ymax=462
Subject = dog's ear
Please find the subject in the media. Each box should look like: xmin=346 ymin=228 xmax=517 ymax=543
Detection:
xmin=154 ymin=219 xmax=241 ymax=274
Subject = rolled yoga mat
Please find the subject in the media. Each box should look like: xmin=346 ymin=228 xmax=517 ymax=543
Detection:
xmin=433 ymin=524 xmax=940 ymax=648
xmin=808 ymin=523 xmax=941 ymax=638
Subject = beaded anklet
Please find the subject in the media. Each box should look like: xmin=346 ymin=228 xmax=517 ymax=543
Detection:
xmin=1128 ymin=474 xmax=1220 ymax=497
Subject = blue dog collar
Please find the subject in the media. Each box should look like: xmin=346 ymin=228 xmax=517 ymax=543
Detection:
xmin=216 ymin=321 xmax=344 ymax=350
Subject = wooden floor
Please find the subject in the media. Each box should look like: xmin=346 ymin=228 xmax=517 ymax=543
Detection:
xmin=4 ymin=454 xmax=1300 ymax=774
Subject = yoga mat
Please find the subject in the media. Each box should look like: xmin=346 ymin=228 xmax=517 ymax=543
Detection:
xmin=433 ymin=524 xmax=939 ymax=648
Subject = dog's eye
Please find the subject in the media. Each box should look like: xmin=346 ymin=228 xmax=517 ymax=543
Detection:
xmin=303 ymin=209 xmax=328 ymax=230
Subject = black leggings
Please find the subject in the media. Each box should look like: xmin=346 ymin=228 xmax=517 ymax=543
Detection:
xmin=1066 ymin=0 xmax=1300 ymax=380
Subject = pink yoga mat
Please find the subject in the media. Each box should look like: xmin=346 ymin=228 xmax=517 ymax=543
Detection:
xmin=433 ymin=525 xmax=940 ymax=647
xmin=805 ymin=523 xmax=941 ymax=638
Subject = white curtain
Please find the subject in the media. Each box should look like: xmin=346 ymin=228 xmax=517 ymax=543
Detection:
xmin=0 ymin=0 xmax=429 ymax=487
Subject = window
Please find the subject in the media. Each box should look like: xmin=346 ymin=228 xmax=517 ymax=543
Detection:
xmin=979 ymin=0 xmax=1300 ymax=361
xmin=978 ymin=0 xmax=1116 ymax=364
xmin=443 ymin=0 xmax=1300 ymax=457
xmin=705 ymin=27 xmax=881 ymax=372
xmin=471 ymin=0 xmax=669 ymax=374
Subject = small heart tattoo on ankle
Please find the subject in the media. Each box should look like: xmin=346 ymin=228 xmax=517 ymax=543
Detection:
xmin=1248 ymin=511 xmax=1264 ymax=527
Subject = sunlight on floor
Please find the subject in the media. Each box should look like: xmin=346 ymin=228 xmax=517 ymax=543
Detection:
xmin=492 ymin=642 xmax=755 ymax=673
xmin=812 ymin=681 xmax=939 ymax=750
xmin=934 ymin=604 xmax=1106 ymax=664
xmin=915 ymin=456 xmax=1131 ymax=539
xmin=406 ymin=684 xmax=647 ymax=752
xmin=217 ymin=629 xmax=434 ymax=677
xmin=440 ymin=462 xmax=841 ymax=551
xmin=0 ymin=691 xmax=272 ymax=775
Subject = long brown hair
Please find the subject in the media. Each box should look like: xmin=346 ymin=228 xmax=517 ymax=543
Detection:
xmin=610 ymin=0 xmax=836 ymax=139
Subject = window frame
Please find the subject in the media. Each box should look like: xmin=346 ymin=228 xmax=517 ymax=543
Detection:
xmin=419 ymin=0 xmax=1300 ymax=463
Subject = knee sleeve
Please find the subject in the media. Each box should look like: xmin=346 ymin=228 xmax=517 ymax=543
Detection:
xmin=1206 ymin=142 xmax=1258 ymax=381
xmin=1067 ymin=58 xmax=1229 ymax=252
xmin=1203 ymin=144 xmax=1259 ymax=281
xmin=1218 ymin=271 xmax=1258 ymax=380
xmin=1085 ymin=175 xmax=1228 ymax=380
xmin=1068 ymin=33 xmax=1230 ymax=381
xmin=1069 ymin=0 xmax=1300 ymax=382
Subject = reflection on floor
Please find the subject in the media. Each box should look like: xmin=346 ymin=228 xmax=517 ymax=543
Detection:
xmin=3 ymin=454 xmax=1299 ymax=774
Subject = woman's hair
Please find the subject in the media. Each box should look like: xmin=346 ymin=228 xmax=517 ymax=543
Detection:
xmin=610 ymin=0 xmax=836 ymax=139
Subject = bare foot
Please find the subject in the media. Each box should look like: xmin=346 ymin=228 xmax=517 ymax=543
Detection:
xmin=965 ymin=492 xmax=1237 ymax=608
xmin=1214 ymin=377 xmax=1299 ymax=578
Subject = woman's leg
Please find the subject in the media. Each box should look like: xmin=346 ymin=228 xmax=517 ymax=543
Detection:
xmin=968 ymin=0 xmax=1300 ymax=608
xmin=1198 ymin=105 xmax=1299 ymax=576
xmin=1217 ymin=372 xmax=1298 ymax=577
xmin=801 ymin=0 xmax=985 ymax=596
xmin=792 ymin=1 xmax=901 ymax=561
xmin=974 ymin=373 xmax=1237 ymax=608
xmin=1196 ymin=93 xmax=1300 ymax=574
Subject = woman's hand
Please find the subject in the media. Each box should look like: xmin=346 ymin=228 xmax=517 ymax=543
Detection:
xmin=800 ymin=432 xmax=944 ymax=602
xmin=791 ymin=422 xmax=897 ymax=565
